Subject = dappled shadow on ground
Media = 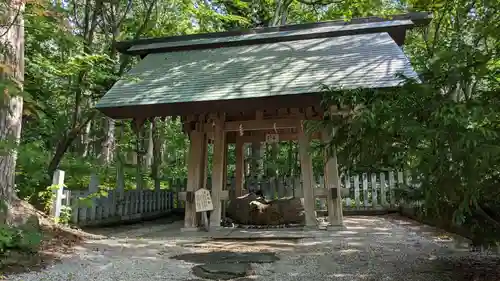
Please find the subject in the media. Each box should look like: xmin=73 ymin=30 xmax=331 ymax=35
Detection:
xmin=180 ymin=238 xmax=301 ymax=253
xmin=1 ymin=223 xmax=86 ymax=276
xmin=175 ymin=215 xmax=500 ymax=281
xmin=6 ymin=214 xmax=499 ymax=281
xmin=424 ymin=255 xmax=500 ymax=281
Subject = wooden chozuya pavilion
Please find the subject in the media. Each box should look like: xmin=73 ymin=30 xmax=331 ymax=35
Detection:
xmin=96 ymin=12 xmax=431 ymax=231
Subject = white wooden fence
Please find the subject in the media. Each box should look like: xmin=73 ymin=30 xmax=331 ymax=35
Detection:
xmin=51 ymin=169 xmax=409 ymax=226
xmin=240 ymin=171 xmax=408 ymax=210
xmin=51 ymin=170 xmax=177 ymax=226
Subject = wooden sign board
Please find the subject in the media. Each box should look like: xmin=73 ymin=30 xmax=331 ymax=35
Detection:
xmin=195 ymin=188 xmax=214 ymax=212
xmin=265 ymin=133 xmax=279 ymax=143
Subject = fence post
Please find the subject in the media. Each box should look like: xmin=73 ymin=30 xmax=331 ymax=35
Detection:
xmin=88 ymin=174 xmax=99 ymax=222
xmin=116 ymin=170 xmax=125 ymax=217
xmin=51 ymin=170 xmax=65 ymax=219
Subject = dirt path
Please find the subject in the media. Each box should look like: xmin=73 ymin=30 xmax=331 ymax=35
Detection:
xmin=6 ymin=215 xmax=500 ymax=281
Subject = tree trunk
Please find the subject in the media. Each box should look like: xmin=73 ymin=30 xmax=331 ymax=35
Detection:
xmin=81 ymin=119 xmax=92 ymax=157
xmin=151 ymin=118 xmax=162 ymax=190
xmin=135 ymin=121 xmax=146 ymax=190
xmin=145 ymin=121 xmax=153 ymax=168
xmin=0 ymin=0 xmax=25 ymax=207
xmin=47 ymin=112 xmax=96 ymax=177
xmin=115 ymin=120 xmax=125 ymax=190
xmin=100 ymin=117 xmax=115 ymax=164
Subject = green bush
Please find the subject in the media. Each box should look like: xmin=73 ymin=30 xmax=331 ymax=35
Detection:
xmin=0 ymin=226 xmax=42 ymax=253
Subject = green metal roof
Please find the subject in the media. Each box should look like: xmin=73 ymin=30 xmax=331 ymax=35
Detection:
xmin=96 ymin=32 xmax=418 ymax=110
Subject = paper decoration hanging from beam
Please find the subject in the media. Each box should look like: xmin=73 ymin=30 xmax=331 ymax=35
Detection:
xmin=265 ymin=133 xmax=279 ymax=143
xmin=195 ymin=188 xmax=214 ymax=212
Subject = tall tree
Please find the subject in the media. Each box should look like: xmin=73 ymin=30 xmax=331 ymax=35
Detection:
xmin=316 ymin=0 xmax=500 ymax=244
xmin=0 ymin=0 xmax=25 ymax=208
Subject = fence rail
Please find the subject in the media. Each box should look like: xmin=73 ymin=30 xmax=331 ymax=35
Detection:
xmin=51 ymin=169 xmax=409 ymax=226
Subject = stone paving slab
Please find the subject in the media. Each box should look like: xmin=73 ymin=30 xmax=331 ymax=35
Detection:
xmin=171 ymin=251 xmax=280 ymax=264
xmin=192 ymin=263 xmax=253 ymax=280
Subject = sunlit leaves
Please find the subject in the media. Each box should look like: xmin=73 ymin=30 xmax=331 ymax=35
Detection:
xmin=319 ymin=0 xmax=500 ymax=244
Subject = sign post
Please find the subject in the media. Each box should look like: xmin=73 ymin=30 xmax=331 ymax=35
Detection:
xmin=195 ymin=188 xmax=214 ymax=231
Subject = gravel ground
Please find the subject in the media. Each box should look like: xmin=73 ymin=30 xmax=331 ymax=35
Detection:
xmin=7 ymin=215 xmax=500 ymax=281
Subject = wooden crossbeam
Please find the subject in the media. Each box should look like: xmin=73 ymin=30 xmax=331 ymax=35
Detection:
xmin=203 ymin=117 xmax=324 ymax=132
xmin=227 ymin=131 xmax=321 ymax=143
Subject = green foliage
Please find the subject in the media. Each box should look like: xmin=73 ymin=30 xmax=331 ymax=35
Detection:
xmin=0 ymin=226 xmax=42 ymax=253
xmin=4 ymin=0 xmax=497 ymax=250
xmin=54 ymin=206 xmax=72 ymax=225
xmin=37 ymin=184 xmax=59 ymax=213
xmin=318 ymin=0 xmax=500 ymax=245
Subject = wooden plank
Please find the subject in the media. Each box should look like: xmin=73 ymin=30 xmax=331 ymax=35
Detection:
xmin=204 ymin=118 xmax=310 ymax=132
xmin=138 ymin=189 xmax=144 ymax=215
xmin=353 ymin=174 xmax=360 ymax=209
xmin=318 ymin=176 xmax=326 ymax=210
xmin=345 ymin=174 xmax=351 ymax=208
xmin=363 ymin=173 xmax=369 ymax=208
xmin=298 ymin=125 xmax=317 ymax=227
xmin=380 ymin=172 xmax=387 ymax=206
xmin=388 ymin=171 xmax=396 ymax=206
xmin=227 ymin=132 xmax=320 ymax=143
xmin=226 ymin=118 xmax=298 ymax=132
xmin=269 ymin=177 xmax=277 ymax=200
xmin=285 ymin=177 xmax=294 ymax=197
xmin=397 ymin=171 xmax=404 ymax=188
xmin=70 ymin=191 xmax=80 ymax=224
xmin=103 ymin=191 xmax=111 ymax=220
xmin=371 ymin=173 xmax=378 ymax=207
xmin=277 ymin=178 xmax=286 ymax=198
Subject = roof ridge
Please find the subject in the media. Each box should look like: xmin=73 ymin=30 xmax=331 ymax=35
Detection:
xmin=115 ymin=12 xmax=431 ymax=56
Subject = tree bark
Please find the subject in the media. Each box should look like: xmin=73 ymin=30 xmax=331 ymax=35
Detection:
xmin=151 ymin=118 xmax=162 ymax=190
xmin=100 ymin=117 xmax=115 ymax=164
xmin=47 ymin=111 xmax=96 ymax=177
xmin=145 ymin=121 xmax=153 ymax=168
xmin=81 ymin=119 xmax=92 ymax=157
xmin=134 ymin=120 xmax=146 ymax=190
xmin=0 ymin=0 xmax=25 ymax=206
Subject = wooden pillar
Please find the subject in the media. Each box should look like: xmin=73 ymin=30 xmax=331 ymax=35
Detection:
xmin=322 ymin=129 xmax=343 ymax=226
xmin=298 ymin=122 xmax=317 ymax=227
xmin=198 ymin=132 xmax=209 ymax=226
xmin=202 ymin=134 xmax=209 ymax=190
xmin=183 ymin=126 xmax=205 ymax=230
xmin=210 ymin=113 xmax=226 ymax=228
xmin=235 ymin=137 xmax=244 ymax=198
xmin=221 ymin=135 xmax=228 ymax=220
